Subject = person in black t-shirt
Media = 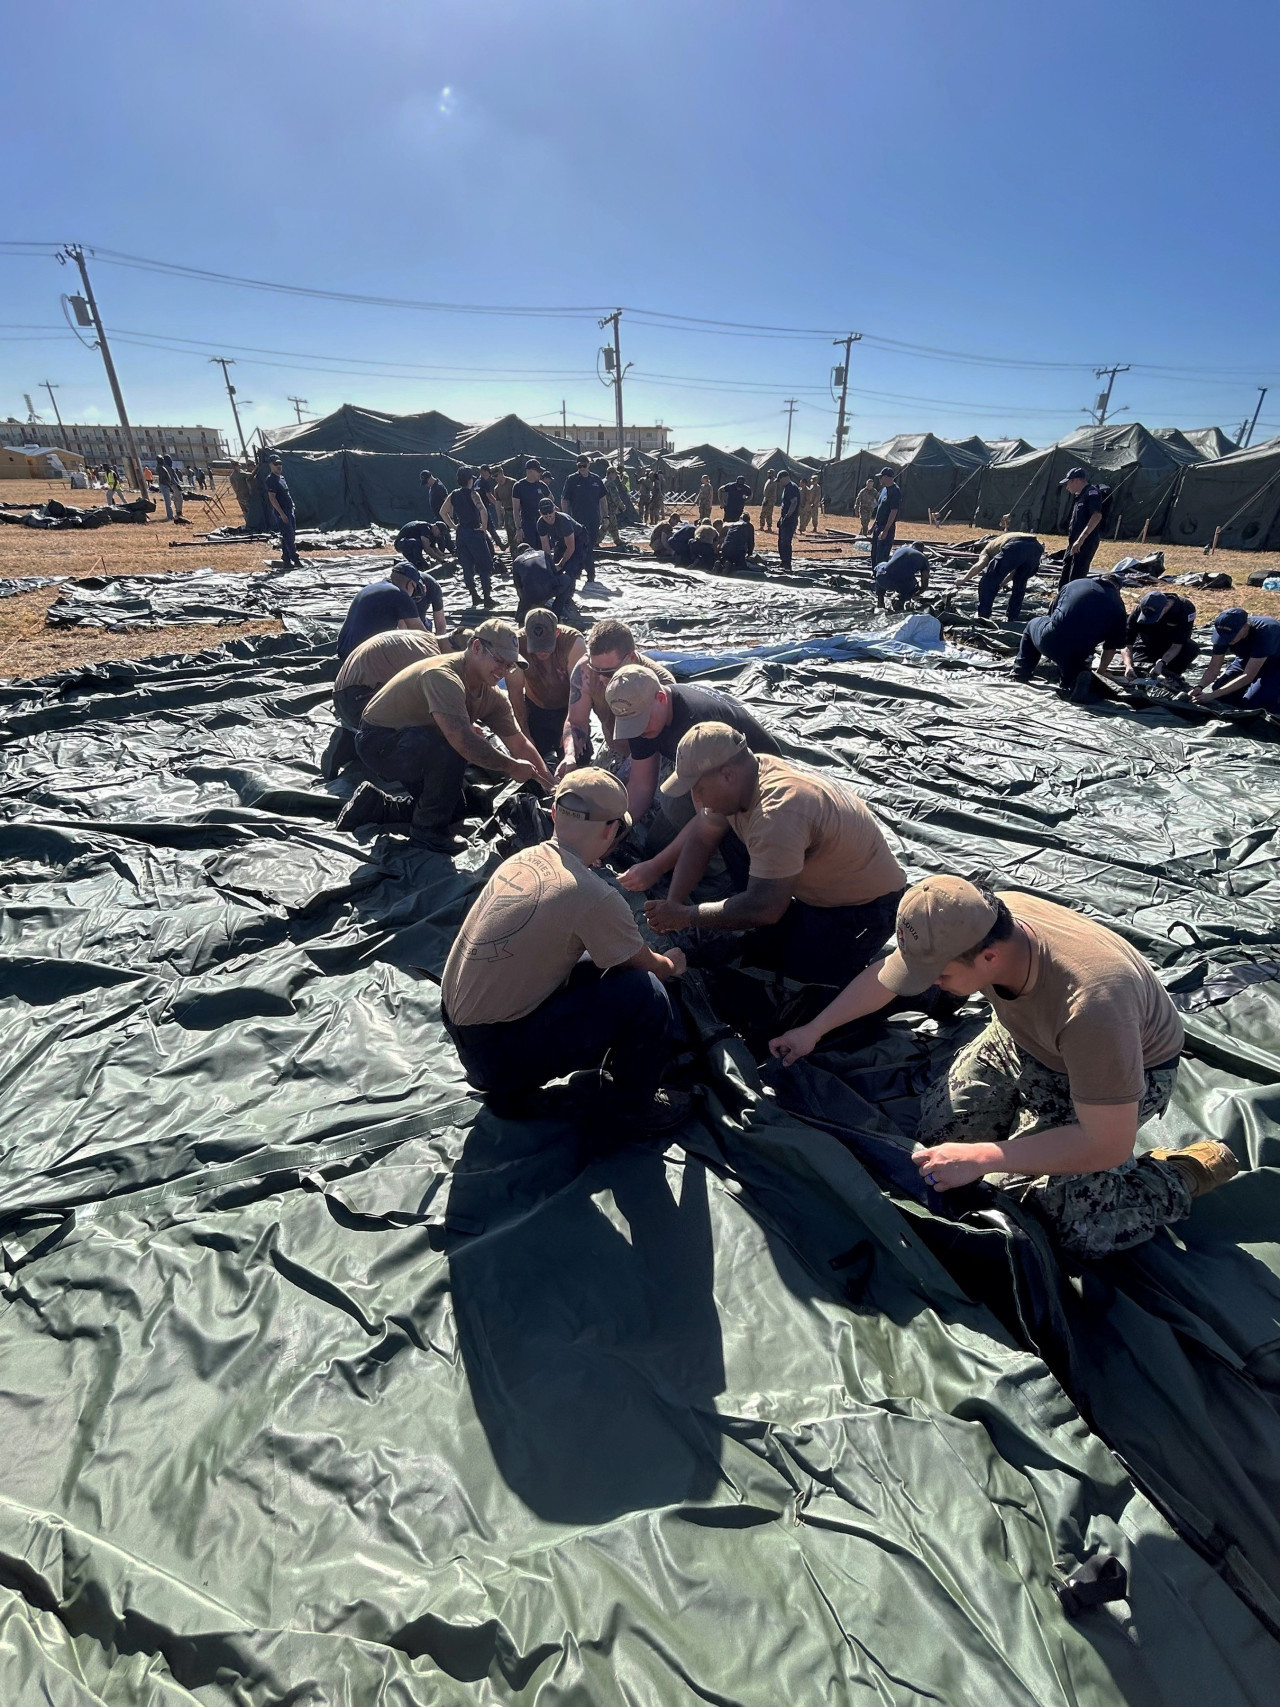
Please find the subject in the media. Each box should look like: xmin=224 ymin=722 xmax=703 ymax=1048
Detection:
xmin=394 ymin=519 xmax=452 ymax=572
xmin=511 ymin=459 xmax=552 ymax=549
xmin=719 ymin=516 xmax=756 ymax=569
xmin=1123 ymin=590 xmax=1199 ymax=681
xmin=562 ymin=454 xmax=605 ymax=577
xmin=870 ymin=468 xmax=901 ymax=569
xmin=776 ymin=473 xmax=801 ymax=568
xmin=1059 ymin=467 xmax=1106 ymax=588
xmin=603 ymin=664 xmax=779 ymax=826
xmin=536 ymin=498 xmax=586 ymax=607
xmin=265 ymin=454 xmax=301 ymax=565
xmin=440 ymin=468 xmax=496 ymax=608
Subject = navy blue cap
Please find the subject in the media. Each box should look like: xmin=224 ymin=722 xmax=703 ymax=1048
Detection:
xmin=876 ymin=466 xmax=896 ymax=478
xmin=392 ymin=558 xmax=424 ymax=583
xmin=1211 ymin=607 xmax=1248 ymax=644
xmin=537 ymin=495 xmax=556 ymax=511
xmin=1135 ymin=590 xmax=1171 ymax=623
xmin=1060 ymin=467 xmax=1089 ymax=484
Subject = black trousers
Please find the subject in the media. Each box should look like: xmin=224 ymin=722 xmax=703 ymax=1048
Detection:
xmin=875 ymin=564 xmax=921 ymax=607
xmin=1016 ymin=617 xmax=1091 ymax=688
xmin=870 ymin=527 xmax=896 ymax=568
xmin=444 ymin=961 xmax=676 ymax=1104
xmin=777 ymin=517 xmax=798 ymax=568
xmin=1131 ymin=638 xmax=1199 ymax=676
xmin=456 ymin=528 xmax=493 ymax=601
xmin=1058 ymin=532 xmax=1100 ymax=590
xmin=741 ymin=887 xmax=904 ymax=987
xmin=526 ymin=699 xmax=567 ymax=761
xmin=976 ymin=545 xmax=1043 ymax=622
xmin=278 ymin=516 xmax=301 ymax=566
xmin=334 ymin=684 xmax=373 ymax=731
xmin=356 ymin=722 xmax=467 ymax=832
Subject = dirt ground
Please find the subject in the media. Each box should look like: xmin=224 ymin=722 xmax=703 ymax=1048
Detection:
xmin=3 ymin=478 xmax=1279 ymax=683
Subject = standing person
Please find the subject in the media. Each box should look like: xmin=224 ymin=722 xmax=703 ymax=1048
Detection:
xmin=440 ymin=767 xmax=687 ymax=1128
xmin=768 ymin=875 xmax=1238 ymax=1260
xmin=105 ymin=465 xmax=123 ymax=508
xmin=776 ymin=469 xmax=802 ymax=569
xmin=1192 ymin=608 xmax=1280 ymax=710
xmin=856 ymin=477 xmax=878 ymax=536
xmin=648 ymin=469 xmax=664 ymax=525
xmin=603 ymin=464 xmax=629 ymax=540
xmin=264 ymin=453 xmax=302 ymax=565
xmin=476 ymin=465 xmax=501 ymax=533
xmin=720 ymin=475 xmax=751 ymax=523
xmin=1059 ymin=467 xmax=1107 ymax=588
xmin=343 ymin=619 xmax=552 ymax=849
xmin=440 ymin=467 xmax=497 ymax=610
xmin=420 ymin=469 xmax=450 ymax=520
xmin=493 ymin=466 xmax=518 ymax=553
xmin=800 ymin=477 xmax=822 ymax=534
xmin=633 ymin=726 xmax=905 ymax=990
xmin=1013 ymin=573 xmax=1127 ymax=698
xmin=505 ymin=608 xmax=587 ymax=763
xmin=536 ymin=497 xmax=586 ymax=608
xmin=511 ymin=459 xmax=552 ymax=550
xmin=594 ymin=458 xmax=622 ymax=546
xmin=758 ymin=470 xmax=777 ymax=532
xmin=1122 ymin=590 xmax=1199 ymax=683
xmin=559 ymin=618 xmax=676 ymax=776
xmin=563 ymin=453 xmax=606 ymax=579
xmin=156 ymin=453 xmax=186 ymax=524
xmin=954 ymin=532 xmax=1045 ymax=623
xmin=870 ymin=467 xmax=901 ymax=568
xmin=696 ymin=474 xmax=713 ymax=521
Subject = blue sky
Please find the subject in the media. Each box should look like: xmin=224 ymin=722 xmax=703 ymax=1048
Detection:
xmin=3 ymin=0 xmax=1276 ymax=457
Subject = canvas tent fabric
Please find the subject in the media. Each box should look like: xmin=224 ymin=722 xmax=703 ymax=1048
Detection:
xmin=972 ymin=424 xmax=1197 ymax=539
xmin=1165 ymin=435 xmax=1280 ymax=551
xmin=242 ymin=450 xmax=459 ymax=531
xmin=821 ymin=436 xmax=985 ymax=522
xmin=3 ymin=560 xmax=1280 ymax=1702
xmin=751 ymin=447 xmax=811 ymax=481
xmin=1179 ymin=426 xmax=1239 ymax=460
xmin=269 ymin=405 xmax=465 ymax=455
xmin=664 ymin=443 xmax=758 ymax=500
xmin=449 ymin=414 xmax=580 ymax=488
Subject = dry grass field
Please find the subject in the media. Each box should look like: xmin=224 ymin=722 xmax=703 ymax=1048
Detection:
xmin=3 ymin=477 xmax=1278 ymax=682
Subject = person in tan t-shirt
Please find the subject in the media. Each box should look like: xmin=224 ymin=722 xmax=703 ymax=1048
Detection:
xmin=769 ymin=874 xmax=1238 ymax=1258
xmin=333 ymin=629 xmax=440 ymax=731
xmin=441 ymin=768 xmax=688 ymax=1130
xmin=340 ymin=619 xmax=552 ymax=853
xmin=505 ymin=608 xmax=586 ymax=765
xmin=954 ymin=532 xmax=1045 ymax=623
xmin=557 ymin=618 xmax=675 ymax=780
xmin=633 ymin=724 xmax=906 ymax=989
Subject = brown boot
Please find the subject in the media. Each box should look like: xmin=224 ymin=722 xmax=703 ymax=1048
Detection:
xmin=1148 ymin=1140 xmax=1240 ymax=1197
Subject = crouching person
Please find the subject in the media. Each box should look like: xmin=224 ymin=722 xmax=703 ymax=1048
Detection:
xmin=441 ymin=767 xmax=689 ymax=1130
xmin=770 ymin=876 xmax=1238 ymax=1258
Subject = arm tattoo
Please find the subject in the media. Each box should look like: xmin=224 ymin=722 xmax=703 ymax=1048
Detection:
xmin=568 ymin=663 xmax=585 ymax=705
xmin=436 ymin=710 xmax=506 ymax=771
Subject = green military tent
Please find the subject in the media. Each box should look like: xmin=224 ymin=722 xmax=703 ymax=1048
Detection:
xmin=984 ymin=436 xmax=1036 ymax=462
xmin=269 ymin=405 xmax=464 ymax=455
xmin=752 ymin=447 xmax=811 ymax=482
xmin=820 ymin=448 xmax=882 ymax=515
xmin=973 ymin=423 xmax=1198 ymax=540
xmin=1164 ymin=435 xmax=1280 ymax=550
xmin=245 ymin=449 xmax=459 ymax=531
xmin=664 ymin=444 xmax=758 ymax=501
xmin=1164 ymin=425 xmax=1239 ymax=460
xmin=450 ymin=415 xmax=579 ymax=492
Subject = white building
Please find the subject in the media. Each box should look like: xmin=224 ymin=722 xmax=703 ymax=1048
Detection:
xmin=0 ymin=421 xmax=227 ymax=468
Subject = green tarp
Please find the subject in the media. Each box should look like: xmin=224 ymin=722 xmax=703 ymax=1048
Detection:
xmin=665 ymin=444 xmax=758 ymax=499
xmin=270 ymin=405 xmax=464 ymax=455
xmin=2 ymin=552 xmax=1280 ymax=1701
xmin=449 ymin=415 xmax=580 ymax=486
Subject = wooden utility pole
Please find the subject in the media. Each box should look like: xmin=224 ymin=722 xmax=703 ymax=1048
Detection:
xmin=40 ymin=382 xmax=66 ymax=448
xmin=1092 ymin=364 xmax=1130 ymax=426
xmin=58 ymin=245 xmax=149 ymax=497
xmin=598 ymin=311 xmax=628 ymax=471
xmin=783 ymin=398 xmax=799 ymax=456
xmin=287 ymin=396 xmax=309 ymax=424
xmin=211 ymin=358 xmax=248 ymax=458
xmin=831 ymin=333 xmax=862 ymax=462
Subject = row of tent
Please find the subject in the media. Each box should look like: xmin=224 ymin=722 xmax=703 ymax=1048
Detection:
xmin=263 ymin=405 xmax=1279 ymax=551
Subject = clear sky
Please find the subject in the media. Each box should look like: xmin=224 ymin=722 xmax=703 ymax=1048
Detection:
xmin=2 ymin=0 xmax=1277 ymax=457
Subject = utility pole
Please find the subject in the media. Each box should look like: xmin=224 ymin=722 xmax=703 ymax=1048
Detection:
xmin=286 ymin=395 xmax=309 ymax=424
xmin=830 ymin=333 xmax=862 ymax=462
xmin=598 ymin=310 xmax=629 ymax=472
xmin=57 ymin=245 xmax=148 ymax=496
xmin=40 ymin=382 xmax=65 ymax=448
xmin=1240 ymin=386 xmax=1268 ymax=450
xmin=783 ymin=398 xmax=799 ymax=457
xmin=561 ymin=399 xmax=567 ymax=439
xmin=211 ymin=358 xmax=248 ymax=458
xmin=1092 ymin=364 xmax=1130 ymax=426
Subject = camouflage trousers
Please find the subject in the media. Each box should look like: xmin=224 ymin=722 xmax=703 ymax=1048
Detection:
xmin=917 ymin=1019 xmax=1191 ymax=1259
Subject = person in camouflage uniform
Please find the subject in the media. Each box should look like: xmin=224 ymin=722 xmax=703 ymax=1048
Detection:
xmin=855 ymin=477 xmax=878 ymax=536
xmin=758 ymin=471 xmax=777 ymax=532
xmin=768 ymin=874 xmax=1238 ymax=1259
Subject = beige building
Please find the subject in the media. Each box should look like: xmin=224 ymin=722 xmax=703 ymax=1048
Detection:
xmin=0 ymin=421 xmax=226 ymax=467
xmin=559 ymin=424 xmax=673 ymax=454
xmin=0 ymin=444 xmax=87 ymax=480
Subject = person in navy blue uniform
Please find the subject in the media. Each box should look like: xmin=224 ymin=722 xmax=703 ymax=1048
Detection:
xmin=536 ymin=497 xmax=586 ymax=609
xmin=776 ymin=471 xmax=801 ymax=569
xmin=870 ymin=467 xmax=901 ymax=569
xmin=440 ymin=467 xmax=497 ymax=609
xmin=1122 ymin=590 xmax=1199 ymax=681
xmin=562 ymin=454 xmax=606 ymax=579
xmin=264 ymin=454 xmax=302 ymax=566
xmin=511 ymin=459 xmax=552 ymax=550
xmin=720 ymin=476 xmax=751 ymax=523
xmin=719 ymin=515 xmax=755 ymax=570
xmin=1193 ymin=608 xmax=1280 ymax=710
xmin=875 ymin=542 xmax=929 ymax=610
xmin=419 ymin=469 xmax=449 ymax=521
xmin=393 ymin=519 xmax=451 ymax=573
xmin=1059 ymin=467 xmax=1106 ymax=588
xmin=336 ymin=565 xmax=443 ymax=661
xmin=1013 ymin=574 xmax=1127 ymax=698
xmin=668 ymin=520 xmax=697 ymax=565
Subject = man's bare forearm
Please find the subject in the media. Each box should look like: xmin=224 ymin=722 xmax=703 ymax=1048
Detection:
xmin=439 ymin=714 xmax=522 ymax=774
xmin=668 ymin=825 xmax=722 ymax=904
xmin=806 ymin=959 xmax=897 ymax=1040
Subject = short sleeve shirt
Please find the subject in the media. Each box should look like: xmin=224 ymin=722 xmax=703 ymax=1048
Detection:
xmin=512 ymin=479 xmax=551 ymax=529
xmin=627 ymin=683 xmax=780 ymax=763
xmin=335 ymin=629 xmax=440 ymax=693
xmin=1228 ymin=614 xmax=1280 ymax=663
xmin=361 ymin=651 xmax=519 ymax=741
xmin=442 ymin=841 xmax=642 ymax=1026
xmin=336 ymin=581 xmax=420 ymax=660
xmin=1126 ymin=595 xmax=1195 ymax=654
xmin=265 ymin=471 xmax=294 ymax=515
xmin=1068 ymin=486 xmax=1104 ymax=544
xmin=563 ymin=471 xmax=605 ymax=522
xmin=874 ymin=484 xmax=902 ymax=530
xmin=987 ymin=892 xmax=1184 ymax=1104
xmin=721 ymin=754 xmax=904 ymax=907
xmin=519 ymin=625 xmax=583 ymax=711
xmin=538 ymin=512 xmax=583 ymax=560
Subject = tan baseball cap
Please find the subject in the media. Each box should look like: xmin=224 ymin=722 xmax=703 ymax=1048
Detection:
xmin=661 ymin=721 xmax=749 ymax=798
xmin=554 ymin=766 xmax=631 ymax=829
xmin=605 ymin=664 xmax=664 ymax=740
xmin=522 ymin=608 xmax=558 ymax=653
xmin=879 ymin=875 xmax=998 ymax=995
xmin=475 ymin=617 xmax=526 ymax=669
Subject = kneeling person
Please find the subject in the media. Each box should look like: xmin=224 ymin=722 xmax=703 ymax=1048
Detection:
xmin=1014 ymin=573 xmax=1126 ymax=697
xmin=1123 ymin=590 xmax=1199 ymax=681
xmin=344 ymin=619 xmax=552 ymax=850
xmin=333 ymin=628 xmax=441 ymax=731
xmin=770 ymin=876 xmax=1238 ymax=1258
xmin=441 ymin=768 xmax=687 ymax=1126
xmin=637 ymin=726 xmax=906 ymax=988
xmin=875 ymin=542 xmax=929 ymax=610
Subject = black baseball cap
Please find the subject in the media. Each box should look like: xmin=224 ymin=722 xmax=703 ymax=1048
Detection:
xmin=876 ymin=466 xmax=896 ymax=478
xmin=538 ymin=496 xmax=556 ymax=512
xmin=1060 ymin=467 xmax=1089 ymax=484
